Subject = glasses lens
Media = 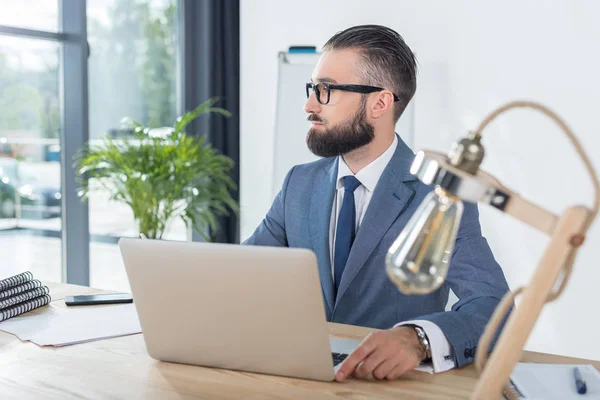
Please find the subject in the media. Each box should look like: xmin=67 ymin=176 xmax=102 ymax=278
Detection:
xmin=316 ymin=83 xmax=329 ymax=104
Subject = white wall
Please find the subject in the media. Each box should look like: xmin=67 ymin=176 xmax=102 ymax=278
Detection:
xmin=240 ymin=0 xmax=600 ymax=360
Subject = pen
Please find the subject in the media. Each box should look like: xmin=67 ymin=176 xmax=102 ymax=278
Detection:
xmin=574 ymin=366 xmax=587 ymax=395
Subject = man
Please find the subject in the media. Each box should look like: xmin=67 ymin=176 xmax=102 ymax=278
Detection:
xmin=244 ymin=25 xmax=509 ymax=381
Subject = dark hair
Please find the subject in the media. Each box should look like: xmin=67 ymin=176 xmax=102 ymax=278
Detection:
xmin=323 ymin=25 xmax=417 ymax=122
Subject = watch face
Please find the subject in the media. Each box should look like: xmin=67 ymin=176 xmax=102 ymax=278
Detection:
xmin=412 ymin=326 xmax=431 ymax=358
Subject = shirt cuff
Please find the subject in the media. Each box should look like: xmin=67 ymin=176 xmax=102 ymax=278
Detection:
xmin=394 ymin=319 xmax=456 ymax=374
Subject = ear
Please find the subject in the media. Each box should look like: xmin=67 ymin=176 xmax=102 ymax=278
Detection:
xmin=370 ymin=91 xmax=395 ymax=120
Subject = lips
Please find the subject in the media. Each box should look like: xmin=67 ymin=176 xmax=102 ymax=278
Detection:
xmin=308 ymin=116 xmax=324 ymax=126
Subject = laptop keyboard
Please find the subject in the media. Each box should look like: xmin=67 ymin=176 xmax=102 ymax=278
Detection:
xmin=332 ymin=352 xmax=349 ymax=366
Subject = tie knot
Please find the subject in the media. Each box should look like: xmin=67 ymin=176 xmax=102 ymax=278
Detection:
xmin=343 ymin=176 xmax=361 ymax=193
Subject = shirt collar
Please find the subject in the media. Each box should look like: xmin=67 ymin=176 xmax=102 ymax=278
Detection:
xmin=336 ymin=135 xmax=398 ymax=192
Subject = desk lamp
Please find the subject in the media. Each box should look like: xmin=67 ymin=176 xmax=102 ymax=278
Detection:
xmin=385 ymin=101 xmax=600 ymax=399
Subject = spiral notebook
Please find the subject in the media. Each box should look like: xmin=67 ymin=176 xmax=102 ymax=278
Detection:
xmin=0 ymin=271 xmax=36 ymax=291
xmin=0 ymin=279 xmax=44 ymax=300
xmin=0 ymin=272 xmax=51 ymax=323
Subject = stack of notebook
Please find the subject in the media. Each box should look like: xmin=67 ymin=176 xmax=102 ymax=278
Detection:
xmin=0 ymin=272 xmax=51 ymax=323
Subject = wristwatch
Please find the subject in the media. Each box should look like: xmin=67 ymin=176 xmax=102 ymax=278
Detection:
xmin=409 ymin=325 xmax=432 ymax=361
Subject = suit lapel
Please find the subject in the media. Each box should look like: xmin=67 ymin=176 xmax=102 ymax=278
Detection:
xmin=335 ymin=136 xmax=417 ymax=305
xmin=309 ymin=158 xmax=338 ymax=315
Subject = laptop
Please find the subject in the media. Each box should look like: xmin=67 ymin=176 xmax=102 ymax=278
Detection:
xmin=118 ymin=238 xmax=361 ymax=381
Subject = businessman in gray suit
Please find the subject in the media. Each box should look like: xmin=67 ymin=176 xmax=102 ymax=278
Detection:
xmin=244 ymin=25 xmax=509 ymax=381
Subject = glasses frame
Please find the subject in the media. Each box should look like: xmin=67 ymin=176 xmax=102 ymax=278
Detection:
xmin=305 ymin=82 xmax=400 ymax=105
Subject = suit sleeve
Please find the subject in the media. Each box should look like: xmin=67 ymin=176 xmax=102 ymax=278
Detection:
xmin=242 ymin=167 xmax=295 ymax=247
xmin=412 ymin=202 xmax=511 ymax=367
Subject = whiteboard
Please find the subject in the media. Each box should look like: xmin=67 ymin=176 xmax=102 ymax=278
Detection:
xmin=271 ymin=51 xmax=415 ymax=198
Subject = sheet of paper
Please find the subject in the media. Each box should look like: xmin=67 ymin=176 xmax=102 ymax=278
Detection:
xmin=511 ymin=363 xmax=600 ymax=399
xmin=0 ymin=302 xmax=141 ymax=346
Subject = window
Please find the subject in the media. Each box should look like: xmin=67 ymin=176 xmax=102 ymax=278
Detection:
xmin=87 ymin=0 xmax=180 ymax=291
xmin=0 ymin=0 xmax=182 ymax=288
xmin=0 ymin=1 xmax=59 ymax=32
xmin=0 ymin=34 xmax=62 ymax=281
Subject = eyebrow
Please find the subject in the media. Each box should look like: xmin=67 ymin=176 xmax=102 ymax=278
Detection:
xmin=310 ymin=77 xmax=338 ymax=84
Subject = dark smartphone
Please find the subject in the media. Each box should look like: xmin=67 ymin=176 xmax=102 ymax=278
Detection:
xmin=65 ymin=293 xmax=133 ymax=306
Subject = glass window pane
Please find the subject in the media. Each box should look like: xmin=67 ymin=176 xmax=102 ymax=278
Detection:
xmin=0 ymin=35 xmax=62 ymax=282
xmin=0 ymin=1 xmax=59 ymax=32
xmin=87 ymin=0 xmax=179 ymax=291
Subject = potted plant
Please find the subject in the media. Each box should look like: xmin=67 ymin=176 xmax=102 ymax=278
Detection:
xmin=75 ymin=98 xmax=238 ymax=240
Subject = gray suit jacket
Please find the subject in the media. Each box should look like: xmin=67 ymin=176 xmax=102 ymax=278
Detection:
xmin=243 ymin=136 xmax=509 ymax=367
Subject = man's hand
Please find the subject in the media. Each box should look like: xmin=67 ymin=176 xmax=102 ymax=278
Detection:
xmin=335 ymin=326 xmax=427 ymax=381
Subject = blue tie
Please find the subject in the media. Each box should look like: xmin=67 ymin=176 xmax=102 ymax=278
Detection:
xmin=334 ymin=176 xmax=362 ymax=292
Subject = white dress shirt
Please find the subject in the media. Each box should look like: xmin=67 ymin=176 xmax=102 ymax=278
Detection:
xmin=328 ymin=135 xmax=456 ymax=373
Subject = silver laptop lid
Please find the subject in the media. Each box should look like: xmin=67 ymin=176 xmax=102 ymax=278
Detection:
xmin=119 ymin=238 xmax=336 ymax=381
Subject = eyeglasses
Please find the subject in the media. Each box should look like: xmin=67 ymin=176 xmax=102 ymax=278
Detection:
xmin=305 ymin=82 xmax=400 ymax=105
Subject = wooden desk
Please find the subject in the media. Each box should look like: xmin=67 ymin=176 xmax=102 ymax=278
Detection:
xmin=0 ymin=282 xmax=598 ymax=399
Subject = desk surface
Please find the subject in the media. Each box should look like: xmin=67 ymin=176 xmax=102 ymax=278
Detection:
xmin=0 ymin=282 xmax=598 ymax=400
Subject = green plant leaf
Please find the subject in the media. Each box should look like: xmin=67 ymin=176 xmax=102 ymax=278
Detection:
xmin=73 ymin=99 xmax=238 ymax=240
xmin=173 ymin=97 xmax=231 ymax=135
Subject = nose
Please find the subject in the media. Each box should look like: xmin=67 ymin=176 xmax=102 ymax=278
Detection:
xmin=304 ymin=90 xmax=322 ymax=115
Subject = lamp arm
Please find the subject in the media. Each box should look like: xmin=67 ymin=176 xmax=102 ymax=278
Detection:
xmin=475 ymin=100 xmax=600 ymax=227
xmin=470 ymin=101 xmax=600 ymax=399
xmin=475 ymin=100 xmax=599 ymax=308
xmin=473 ymin=206 xmax=589 ymax=400
xmin=413 ymin=151 xmax=560 ymax=234
xmin=477 ymin=169 xmax=559 ymax=235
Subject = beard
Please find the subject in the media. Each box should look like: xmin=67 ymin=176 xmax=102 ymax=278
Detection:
xmin=306 ymin=101 xmax=375 ymax=158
